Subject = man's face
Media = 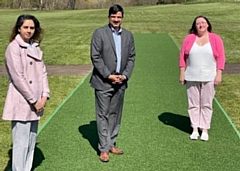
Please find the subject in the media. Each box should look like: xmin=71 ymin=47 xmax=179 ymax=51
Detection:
xmin=108 ymin=11 xmax=123 ymax=30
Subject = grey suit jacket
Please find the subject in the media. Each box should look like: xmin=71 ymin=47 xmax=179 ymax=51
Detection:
xmin=90 ymin=24 xmax=136 ymax=90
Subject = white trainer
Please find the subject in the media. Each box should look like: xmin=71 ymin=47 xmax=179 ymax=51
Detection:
xmin=190 ymin=132 xmax=199 ymax=140
xmin=200 ymin=132 xmax=209 ymax=141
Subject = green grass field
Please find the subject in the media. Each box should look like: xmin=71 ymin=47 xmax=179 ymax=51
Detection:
xmin=0 ymin=2 xmax=240 ymax=170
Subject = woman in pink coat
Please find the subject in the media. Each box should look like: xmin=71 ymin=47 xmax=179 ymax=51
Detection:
xmin=2 ymin=14 xmax=50 ymax=171
xmin=179 ymin=15 xmax=225 ymax=141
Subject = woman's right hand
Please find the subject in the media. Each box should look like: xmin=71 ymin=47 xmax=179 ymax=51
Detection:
xmin=34 ymin=101 xmax=44 ymax=112
xmin=179 ymin=67 xmax=186 ymax=85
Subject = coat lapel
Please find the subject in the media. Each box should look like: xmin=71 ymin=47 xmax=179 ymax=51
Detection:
xmin=27 ymin=43 xmax=42 ymax=61
xmin=105 ymin=25 xmax=117 ymax=57
xmin=15 ymin=34 xmax=42 ymax=61
xmin=121 ymin=30 xmax=126 ymax=55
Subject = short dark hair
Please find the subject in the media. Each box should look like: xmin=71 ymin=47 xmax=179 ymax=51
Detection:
xmin=108 ymin=4 xmax=124 ymax=18
xmin=189 ymin=15 xmax=212 ymax=34
xmin=9 ymin=14 xmax=44 ymax=43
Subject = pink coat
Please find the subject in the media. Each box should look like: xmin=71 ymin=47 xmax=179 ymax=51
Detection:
xmin=2 ymin=34 xmax=50 ymax=121
xmin=179 ymin=33 xmax=225 ymax=70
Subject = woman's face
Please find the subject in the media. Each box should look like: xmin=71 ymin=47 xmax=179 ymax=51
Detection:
xmin=195 ymin=17 xmax=209 ymax=34
xmin=19 ymin=19 xmax=35 ymax=43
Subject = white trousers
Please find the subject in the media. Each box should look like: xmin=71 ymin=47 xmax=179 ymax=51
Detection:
xmin=12 ymin=120 xmax=38 ymax=171
xmin=186 ymin=81 xmax=215 ymax=129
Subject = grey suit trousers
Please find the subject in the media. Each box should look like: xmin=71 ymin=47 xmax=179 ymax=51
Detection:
xmin=95 ymin=87 xmax=125 ymax=152
xmin=11 ymin=120 xmax=38 ymax=171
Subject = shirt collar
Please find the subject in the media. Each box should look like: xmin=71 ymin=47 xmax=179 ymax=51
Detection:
xmin=110 ymin=25 xmax=122 ymax=35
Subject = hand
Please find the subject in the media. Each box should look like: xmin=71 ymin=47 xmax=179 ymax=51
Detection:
xmin=34 ymin=101 xmax=44 ymax=112
xmin=119 ymin=75 xmax=126 ymax=82
xmin=179 ymin=68 xmax=186 ymax=85
xmin=214 ymin=74 xmax=222 ymax=85
xmin=179 ymin=75 xmax=186 ymax=85
xmin=179 ymin=80 xmax=186 ymax=85
xmin=214 ymin=70 xmax=223 ymax=85
xmin=108 ymin=75 xmax=124 ymax=84
xmin=33 ymin=97 xmax=47 ymax=112
xmin=40 ymin=96 xmax=47 ymax=107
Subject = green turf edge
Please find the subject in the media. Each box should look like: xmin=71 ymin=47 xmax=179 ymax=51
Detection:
xmin=168 ymin=33 xmax=240 ymax=139
xmin=214 ymin=98 xmax=240 ymax=139
xmin=37 ymin=33 xmax=240 ymax=140
xmin=37 ymin=73 xmax=91 ymax=136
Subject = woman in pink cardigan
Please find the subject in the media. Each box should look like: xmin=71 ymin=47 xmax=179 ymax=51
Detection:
xmin=179 ymin=15 xmax=225 ymax=141
xmin=2 ymin=15 xmax=50 ymax=171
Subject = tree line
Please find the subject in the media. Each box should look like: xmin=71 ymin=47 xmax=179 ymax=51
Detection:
xmin=0 ymin=0 xmax=187 ymax=10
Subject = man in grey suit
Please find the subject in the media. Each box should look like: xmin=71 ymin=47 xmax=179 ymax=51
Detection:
xmin=90 ymin=4 xmax=136 ymax=162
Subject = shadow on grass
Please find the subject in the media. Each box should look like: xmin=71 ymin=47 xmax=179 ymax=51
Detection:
xmin=78 ymin=121 xmax=100 ymax=155
xmin=31 ymin=143 xmax=45 ymax=171
xmin=3 ymin=143 xmax=45 ymax=171
xmin=158 ymin=112 xmax=192 ymax=134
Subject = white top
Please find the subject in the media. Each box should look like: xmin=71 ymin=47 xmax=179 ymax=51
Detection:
xmin=25 ymin=42 xmax=37 ymax=54
xmin=185 ymin=42 xmax=216 ymax=82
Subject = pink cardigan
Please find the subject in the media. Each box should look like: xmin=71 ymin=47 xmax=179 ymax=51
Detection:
xmin=179 ymin=33 xmax=225 ymax=70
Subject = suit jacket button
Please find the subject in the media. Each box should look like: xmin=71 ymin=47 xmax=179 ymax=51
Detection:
xmin=29 ymin=80 xmax=32 ymax=84
xmin=30 ymin=61 xmax=33 ymax=65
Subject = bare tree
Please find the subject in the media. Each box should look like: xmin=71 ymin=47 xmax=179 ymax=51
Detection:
xmin=16 ymin=0 xmax=22 ymax=8
xmin=1 ymin=0 xmax=185 ymax=9
xmin=39 ymin=0 xmax=43 ymax=9
xmin=67 ymin=0 xmax=75 ymax=9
